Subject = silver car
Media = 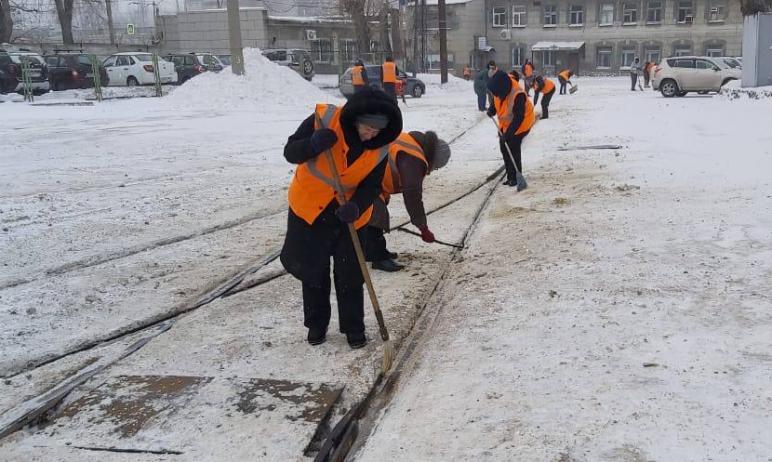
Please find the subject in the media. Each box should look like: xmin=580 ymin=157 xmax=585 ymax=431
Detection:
xmin=651 ymin=56 xmax=741 ymax=97
xmin=261 ymin=49 xmax=314 ymax=81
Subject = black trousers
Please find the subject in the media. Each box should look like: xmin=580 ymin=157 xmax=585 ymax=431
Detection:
xmin=383 ymin=82 xmax=396 ymax=101
xmin=354 ymin=84 xmax=365 ymax=94
xmin=558 ymin=77 xmax=567 ymax=95
xmin=364 ymin=225 xmax=390 ymax=262
xmin=499 ymin=130 xmax=529 ymax=182
xmin=541 ymin=89 xmax=555 ymax=119
xmin=630 ymin=73 xmax=638 ymax=90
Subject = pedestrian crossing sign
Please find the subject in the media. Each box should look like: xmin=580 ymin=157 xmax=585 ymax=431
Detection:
xmin=127 ymin=24 xmax=135 ymax=35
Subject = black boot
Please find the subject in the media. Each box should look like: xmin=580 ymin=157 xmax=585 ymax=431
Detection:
xmin=372 ymin=259 xmax=404 ymax=272
xmin=307 ymin=326 xmax=327 ymax=345
xmin=387 ymin=250 xmax=398 ymax=259
xmin=346 ymin=331 xmax=367 ymax=349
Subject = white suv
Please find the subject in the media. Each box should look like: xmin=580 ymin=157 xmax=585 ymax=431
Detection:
xmin=652 ymin=56 xmax=741 ymax=97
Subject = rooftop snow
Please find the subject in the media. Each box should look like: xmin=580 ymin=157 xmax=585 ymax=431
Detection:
xmin=531 ymin=41 xmax=585 ymax=51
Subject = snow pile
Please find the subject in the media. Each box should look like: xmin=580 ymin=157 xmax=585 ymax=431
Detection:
xmin=416 ymin=72 xmax=472 ymax=92
xmin=166 ymin=48 xmax=337 ymax=110
xmin=719 ymin=82 xmax=772 ymax=100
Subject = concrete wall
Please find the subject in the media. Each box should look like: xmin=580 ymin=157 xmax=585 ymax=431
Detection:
xmin=742 ymin=13 xmax=772 ymax=87
xmin=158 ymin=8 xmax=268 ymax=54
xmin=411 ymin=0 xmax=744 ymax=76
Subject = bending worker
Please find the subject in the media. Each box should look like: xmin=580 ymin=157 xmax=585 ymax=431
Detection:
xmin=532 ymin=75 xmax=556 ymax=119
xmin=487 ymin=70 xmax=535 ymax=187
xmin=281 ymin=87 xmax=402 ymax=349
xmin=557 ymin=69 xmax=574 ymax=95
xmin=364 ymin=131 xmax=452 ymax=272
xmin=352 ymin=59 xmax=369 ymax=93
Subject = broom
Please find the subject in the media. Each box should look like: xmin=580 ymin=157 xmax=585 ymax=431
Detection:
xmin=319 ymin=144 xmax=395 ymax=374
xmin=490 ymin=118 xmax=528 ymax=192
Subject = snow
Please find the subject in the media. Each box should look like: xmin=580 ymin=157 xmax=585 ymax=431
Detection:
xmin=167 ymin=48 xmax=337 ymax=110
xmin=531 ymin=41 xmax=586 ymax=51
xmin=1 ymin=75 xmax=772 ymax=460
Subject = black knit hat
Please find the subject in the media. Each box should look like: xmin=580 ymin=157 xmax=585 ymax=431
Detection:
xmin=487 ymin=70 xmax=512 ymax=99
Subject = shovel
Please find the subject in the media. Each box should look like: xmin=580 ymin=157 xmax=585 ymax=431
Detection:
xmin=490 ymin=118 xmax=528 ymax=192
xmin=569 ymin=83 xmax=578 ymax=94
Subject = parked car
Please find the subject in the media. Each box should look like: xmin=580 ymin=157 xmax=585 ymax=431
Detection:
xmin=44 ymin=52 xmax=109 ymax=90
xmin=218 ymin=55 xmax=231 ymax=66
xmin=651 ymin=56 xmax=740 ymax=97
xmin=339 ymin=64 xmax=426 ymax=99
xmin=102 ymin=52 xmax=177 ymax=87
xmin=164 ymin=53 xmax=222 ymax=84
xmin=0 ymin=51 xmax=50 ymax=94
xmin=261 ymin=48 xmax=314 ymax=81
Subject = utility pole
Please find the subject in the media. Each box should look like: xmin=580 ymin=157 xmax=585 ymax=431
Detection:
xmin=105 ymin=0 xmax=115 ymax=44
xmin=438 ymin=0 xmax=447 ymax=83
xmin=412 ymin=0 xmax=418 ymax=76
xmin=226 ymin=0 xmax=245 ymax=75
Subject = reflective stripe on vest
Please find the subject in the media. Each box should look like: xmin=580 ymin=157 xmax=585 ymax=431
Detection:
xmin=495 ymin=77 xmax=535 ymax=136
xmin=382 ymin=62 xmax=397 ymax=83
xmin=287 ymin=103 xmax=389 ymax=229
xmin=383 ymin=133 xmax=428 ymax=194
xmin=352 ymin=66 xmax=365 ymax=86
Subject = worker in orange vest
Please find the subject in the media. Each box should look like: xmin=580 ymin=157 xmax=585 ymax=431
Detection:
xmin=487 ymin=70 xmax=535 ymax=186
xmin=364 ymin=131 xmax=452 ymax=272
xmin=351 ymin=59 xmax=369 ymax=93
xmin=462 ymin=64 xmax=471 ymax=80
xmin=522 ymin=59 xmax=535 ymax=96
xmin=381 ymin=55 xmax=400 ymax=101
xmin=557 ymin=69 xmax=574 ymax=95
xmin=532 ymin=75 xmax=556 ymax=119
xmin=281 ymin=87 xmax=402 ymax=349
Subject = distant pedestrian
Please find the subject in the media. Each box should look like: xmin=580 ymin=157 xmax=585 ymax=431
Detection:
xmin=630 ymin=57 xmax=642 ymax=91
xmin=522 ymin=59 xmax=535 ymax=96
xmin=643 ymin=61 xmax=654 ymax=88
xmin=382 ymin=56 xmax=399 ymax=101
xmin=463 ymin=64 xmax=471 ymax=80
xmin=532 ymin=75 xmax=556 ymax=119
xmin=352 ymin=59 xmax=368 ymax=93
xmin=557 ymin=69 xmax=574 ymax=95
xmin=474 ymin=60 xmax=496 ymax=112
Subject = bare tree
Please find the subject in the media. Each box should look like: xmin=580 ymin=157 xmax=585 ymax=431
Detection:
xmin=740 ymin=0 xmax=772 ymax=15
xmin=0 ymin=0 xmax=12 ymax=43
xmin=54 ymin=0 xmax=75 ymax=43
xmin=339 ymin=0 xmax=371 ymax=59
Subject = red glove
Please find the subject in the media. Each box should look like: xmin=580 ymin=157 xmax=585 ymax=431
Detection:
xmin=418 ymin=225 xmax=435 ymax=243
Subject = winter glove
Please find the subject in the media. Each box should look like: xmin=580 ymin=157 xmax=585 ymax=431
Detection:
xmin=486 ymin=106 xmax=496 ymax=118
xmin=335 ymin=202 xmax=360 ymax=223
xmin=310 ymin=128 xmax=338 ymax=156
xmin=418 ymin=225 xmax=435 ymax=243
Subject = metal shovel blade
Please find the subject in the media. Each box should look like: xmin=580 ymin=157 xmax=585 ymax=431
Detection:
xmin=515 ymin=172 xmax=528 ymax=191
xmin=569 ymin=85 xmax=578 ymax=94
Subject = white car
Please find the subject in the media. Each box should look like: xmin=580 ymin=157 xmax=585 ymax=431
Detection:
xmin=102 ymin=52 xmax=177 ymax=87
xmin=651 ymin=56 xmax=741 ymax=97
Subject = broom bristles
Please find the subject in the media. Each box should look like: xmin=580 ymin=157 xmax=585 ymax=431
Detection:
xmin=381 ymin=340 xmax=395 ymax=373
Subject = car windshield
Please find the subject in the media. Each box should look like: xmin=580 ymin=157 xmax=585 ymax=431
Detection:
xmin=134 ymin=54 xmax=153 ymax=62
xmin=10 ymin=54 xmax=44 ymax=65
xmin=77 ymin=55 xmax=94 ymax=66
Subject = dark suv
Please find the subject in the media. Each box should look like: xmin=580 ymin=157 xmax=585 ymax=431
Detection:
xmin=44 ymin=52 xmax=109 ymax=90
xmin=0 ymin=50 xmax=50 ymax=94
xmin=164 ymin=53 xmax=223 ymax=84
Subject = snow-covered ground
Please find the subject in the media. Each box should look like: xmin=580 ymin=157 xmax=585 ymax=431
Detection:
xmin=1 ymin=63 xmax=770 ymax=461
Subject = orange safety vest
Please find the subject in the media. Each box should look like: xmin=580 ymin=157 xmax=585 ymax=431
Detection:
xmin=524 ymin=63 xmax=534 ymax=77
xmin=382 ymin=62 xmax=397 ymax=83
xmin=495 ymin=76 xmax=535 ymax=136
xmin=463 ymin=66 xmax=471 ymax=78
xmin=558 ymin=70 xmax=571 ymax=81
xmin=352 ymin=65 xmax=365 ymax=86
xmin=287 ymin=103 xmax=389 ymax=230
xmin=383 ymin=132 xmax=428 ymax=196
xmin=535 ymin=78 xmax=556 ymax=94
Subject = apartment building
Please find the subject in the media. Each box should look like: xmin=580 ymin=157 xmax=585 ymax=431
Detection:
xmin=407 ymin=0 xmax=743 ymax=75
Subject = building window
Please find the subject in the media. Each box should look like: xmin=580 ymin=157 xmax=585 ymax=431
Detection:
xmin=544 ymin=5 xmax=558 ymax=25
xmin=311 ymin=39 xmax=332 ymax=62
xmin=621 ymin=48 xmax=636 ymax=68
xmin=341 ymin=39 xmax=357 ymax=62
xmin=512 ymin=5 xmax=527 ymax=26
xmin=597 ymin=46 xmax=612 ymax=68
xmin=645 ymin=47 xmax=661 ymax=63
xmin=428 ymin=53 xmax=455 ymax=70
xmin=708 ymin=0 xmax=727 ymax=21
xmin=623 ymin=3 xmax=638 ymax=23
xmin=599 ymin=3 xmax=614 ymax=25
xmin=647 ymin=1 xmax=662 ymax=22
xmin=492 ymin=7 xmax=507 ymax=27
xmin=706 ymin=47 xmax=723 ymax=57
xmin=512 ymin=47 xmax=524 ymax=66
xmin=543 ymin=50 xmax=554 ymax=66
xmin=677 ymin=0 xmax=693 ymax=23
xmin=570 ymin=5 xmax=584 ymax=25
xmin=674 ymin=45 xmax=692 ymax=56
